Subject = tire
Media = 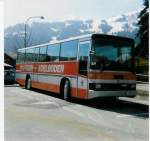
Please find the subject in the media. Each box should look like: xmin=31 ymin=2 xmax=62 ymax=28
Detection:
xmin=63 ymin=80 xmax=71 ymax=101
xmin=26 ymin=77 xmax=31 ymax=90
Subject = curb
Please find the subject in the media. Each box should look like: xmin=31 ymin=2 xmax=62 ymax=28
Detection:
xmin=136 ymin=81 xmax=149 ymax=84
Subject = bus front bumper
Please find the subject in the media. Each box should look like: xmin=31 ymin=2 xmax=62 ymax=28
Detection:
xmin=88 ymin=90 xmax=137 ymax=99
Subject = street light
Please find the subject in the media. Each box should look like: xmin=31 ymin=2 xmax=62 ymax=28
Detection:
xmin=24 ymin=16 xmax=44 ymax=48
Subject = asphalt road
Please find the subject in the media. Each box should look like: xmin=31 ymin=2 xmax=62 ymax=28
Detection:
xmin=5 ymin=85 xmax=149 ymax=141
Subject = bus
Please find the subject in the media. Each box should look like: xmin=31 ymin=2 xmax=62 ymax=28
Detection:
xmin=16 ymin=34 xmax=136 ymax=100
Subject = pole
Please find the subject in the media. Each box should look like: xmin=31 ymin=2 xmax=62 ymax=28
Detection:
xmin=24 ymin=16 xmax=44 ymax=48
xmin=24 ymin=23 xmax=27 ymax=48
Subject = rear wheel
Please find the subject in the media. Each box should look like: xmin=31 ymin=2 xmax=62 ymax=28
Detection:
xmin=63 ymin=80 xmax=71 ymax=101
xmin=25 ymin=77 xmax=31 ymax=90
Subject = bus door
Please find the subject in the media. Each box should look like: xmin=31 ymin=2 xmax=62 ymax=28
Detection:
xmin=77 ymin=41 xmax=90 ymax=98
xmin=33 ymin=47 xmax=40 ymax=83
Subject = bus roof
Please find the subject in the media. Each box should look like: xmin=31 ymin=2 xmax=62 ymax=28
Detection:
xmin=18 ymin=33 xmax=134 ymax=51
xmin=18 ymin=34 xmax=92 ymax=51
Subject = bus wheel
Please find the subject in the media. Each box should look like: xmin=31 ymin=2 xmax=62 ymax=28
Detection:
xmin=26 ymin=77 xmax=31 ymax=90
xmin=63 ymin=80 xmax=71 ymax=101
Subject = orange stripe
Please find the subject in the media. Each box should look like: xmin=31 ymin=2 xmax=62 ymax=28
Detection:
xmin=71 ymin=88 xmax=77 ymax=97
xmin=88 ymin=72 xmax=136 ymax=80
xmin=16 ymin=62 xmax=78 ymax=75
xmin=17 ymin=78 xmax=88 ymax=99
xmin=32 ymin=81 xmax=60 ymax=94
xmin=63 ymin=62 xmax=78 ymax=75
xmin=124 ymin=74 xmax=136 ymax=80
xmin=16 ymin=78 xmax=25 ymax=86
xmin=78 ymin=89 xmax=88 ymax=99
xmin=32 ymin=82 xmax=87 ymax=99
xmin=16 ymin=64 xmax=20 ymax=70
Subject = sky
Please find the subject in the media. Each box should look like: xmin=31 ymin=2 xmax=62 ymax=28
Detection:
xmin=4 ymin=0 xmax=143 ymax=28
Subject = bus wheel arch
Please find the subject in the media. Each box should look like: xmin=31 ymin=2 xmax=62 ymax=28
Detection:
xmin=25 ymin=74 xmax=31 ymax=90
xmin=60 ymin=78 xmax=71 ymax=101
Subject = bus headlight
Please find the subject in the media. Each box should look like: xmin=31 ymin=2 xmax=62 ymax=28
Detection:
xmin=121 ymin=84 xmax=128 ymax=87
xmin=89 ymin=83 xmax=102 ymax=90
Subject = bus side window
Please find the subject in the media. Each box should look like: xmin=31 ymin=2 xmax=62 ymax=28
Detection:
xmin=17 ymin=50 xmax=25 ymax=63
xmin=39 ymin=46 xmax=47 ymax=62
xmin=26 ymin=48 xmax=34 ymax=63
xmin=47 ymin=44 xmax=60 ymax=62
xmin=60 ymin=40 xmax=78 ymax=61
xmin=78 ymin=41 xmax=90 ymax=75
xmin=33 ymin=47 xmax=40 ymax=62
xmin=17 ymin=51 xmax=21 ymax=63
xmin=22 ymin=50 xmax=25 ymax=63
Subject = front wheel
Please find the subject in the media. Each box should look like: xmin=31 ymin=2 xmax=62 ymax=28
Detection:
xmin=63 ymin=80 xmax=71 ymax=101
xmin=25 ymin=78 xmax=31 ymax=90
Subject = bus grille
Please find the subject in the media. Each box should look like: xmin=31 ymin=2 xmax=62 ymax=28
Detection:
xmin=89 ymin=83 xmax=136 ymax=91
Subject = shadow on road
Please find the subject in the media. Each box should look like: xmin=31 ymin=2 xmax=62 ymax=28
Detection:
xmin=30 ymin=87 xmax=149 ymax=119
xmin=74 ymin=98 xmax=149 ymax=119
xmin=7 ymin=85 xmax=149 ymax=119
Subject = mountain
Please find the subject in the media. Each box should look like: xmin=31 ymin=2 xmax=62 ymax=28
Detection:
xmin=4 ymin=11 xmax=139 ymax=58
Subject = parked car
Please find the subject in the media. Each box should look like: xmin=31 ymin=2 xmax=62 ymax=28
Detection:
xmin=4 ymin=63 xmax=16 ymax=84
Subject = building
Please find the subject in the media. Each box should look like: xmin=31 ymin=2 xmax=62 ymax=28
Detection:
xmin=4 ymin=53 xmax=16 ymax=67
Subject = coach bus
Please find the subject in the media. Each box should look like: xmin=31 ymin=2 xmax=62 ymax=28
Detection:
xmin=16 ymin=34 xmax=136 ymax=100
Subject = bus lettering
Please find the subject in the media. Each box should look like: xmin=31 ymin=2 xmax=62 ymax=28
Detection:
xmin=20 ymin=65 xmax=33 ymax=72
xmin=38 ymin=64 xmax=64 ymax=73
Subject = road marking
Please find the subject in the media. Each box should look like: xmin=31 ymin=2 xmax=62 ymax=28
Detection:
xmin=31 ymin=101 xmax=60 ymax=107
xmin=63 ymin=105 xmax=105 ymax=123
xmin=117 ymin=112 xmax=149 ymax=118
xmin=63 ymin=106 xmax=86 ymax=118
xmin=32 ymin=101 xmax=56 ymax=105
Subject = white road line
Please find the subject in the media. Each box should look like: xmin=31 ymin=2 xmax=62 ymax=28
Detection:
xmin=63 ymin=105 xmax=105 ymax=123
xmin=63 ymin=106 xmax=86 ymax=118
xmin=117 ymin=112 xmax=149 ymax=118
xmin=32 ymin=101 xmax=57 ymax=105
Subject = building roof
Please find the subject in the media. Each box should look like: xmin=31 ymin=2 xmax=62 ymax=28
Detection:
xmin=4 ymin=63 xmax=13 ymax=67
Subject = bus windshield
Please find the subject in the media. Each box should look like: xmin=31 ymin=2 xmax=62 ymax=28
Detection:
xmin=90 ymin=38 xmax=134 ymax=72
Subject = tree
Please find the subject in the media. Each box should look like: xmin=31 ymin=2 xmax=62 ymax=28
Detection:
xmin=136 ymin=0 xmax=149 ymax=58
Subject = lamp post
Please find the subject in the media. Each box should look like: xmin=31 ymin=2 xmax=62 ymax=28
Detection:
xmin=24 ymin=16 xmax=44 ymax=48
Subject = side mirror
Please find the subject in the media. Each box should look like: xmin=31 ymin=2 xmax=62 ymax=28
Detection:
xmin=90 ymin=50 xmax=96 ymax=66
xmin=89 ymin=50 xmax=95 ymax=56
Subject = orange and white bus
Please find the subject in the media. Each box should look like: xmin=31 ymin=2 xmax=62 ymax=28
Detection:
xmin=16 ymin=34 xmax=136 ymax=100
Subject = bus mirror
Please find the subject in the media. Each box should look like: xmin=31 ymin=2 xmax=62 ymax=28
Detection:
xmin=90 ymin=50 xmax=95 ymax=56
